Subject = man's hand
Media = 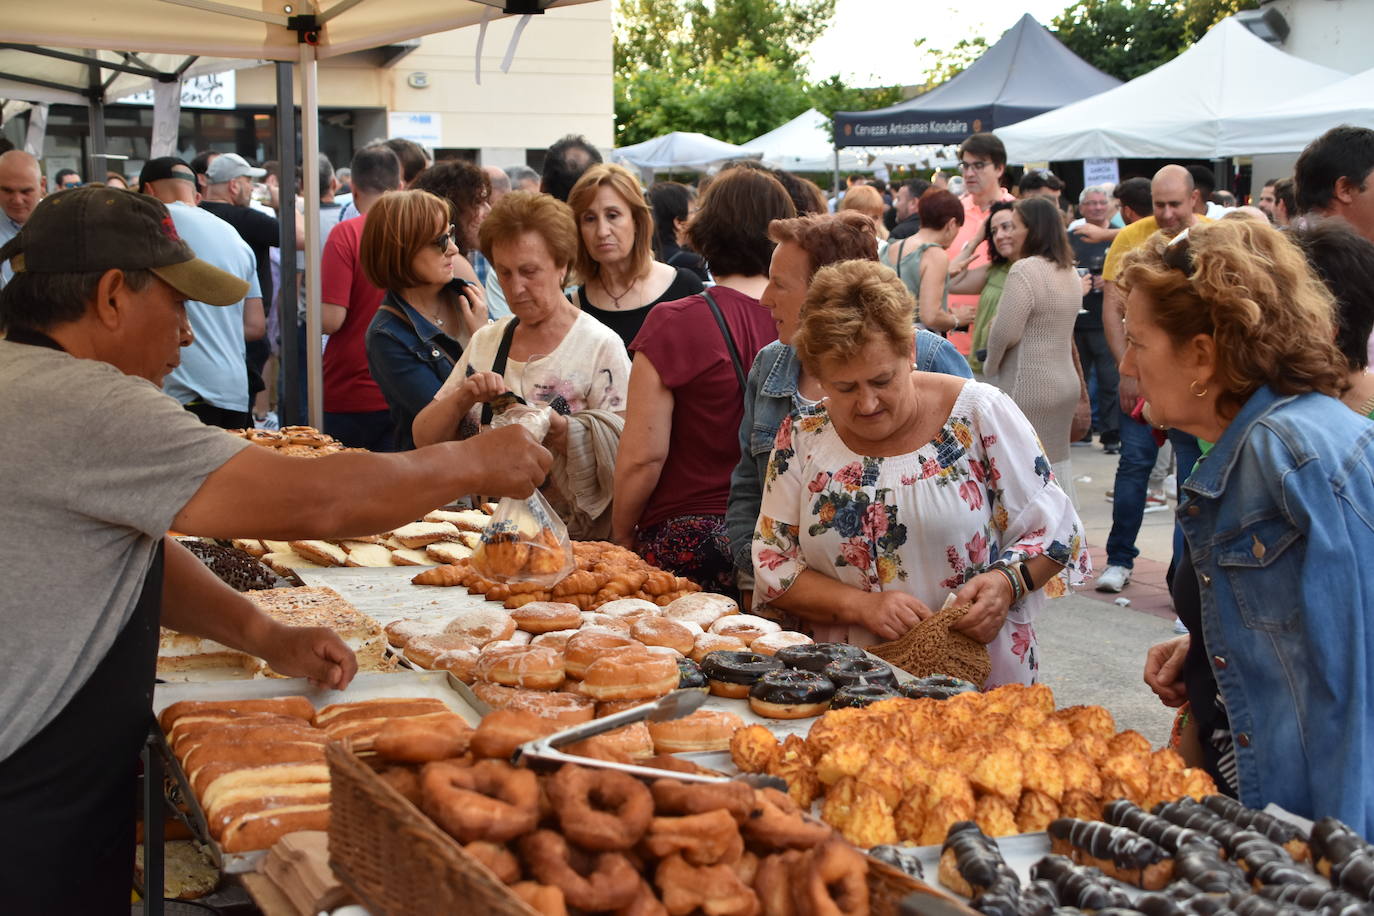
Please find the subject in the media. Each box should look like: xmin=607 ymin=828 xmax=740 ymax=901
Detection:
xmin=952 ymin=571 xmax=1014 ymax=643
xmin=1072 ymin=222 xmax=1116 ymax=244
xmin=254 ymin=623 xmax=358 ymax=690
xmin=462 ymin=370 xmax=508 ymax=404
xmin=1144 ymin=635 xmax=1190 ymax=707
xmin=462 ymin=424 xmax=553 ymax=498
xmin=857 ymin=591 xmax=932 ymax=641
xmin=1119 ymin=375 xmax=1140 ymax=415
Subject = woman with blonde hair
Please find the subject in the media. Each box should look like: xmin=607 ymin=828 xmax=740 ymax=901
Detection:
xmin=1132 ymin=218 xmax=1374 ymax=834
xmin=839 ymin=184 xmax=889 ymax=241
xmin=568 ymin=163 xmax=704 ymax=347
xmin=753 ymin=259 xmax=1088 ymax=686
xmin=364 ymin=189 xmax=488 ymax=449
xmin=413 ymin=191 xmax=630 ymax=535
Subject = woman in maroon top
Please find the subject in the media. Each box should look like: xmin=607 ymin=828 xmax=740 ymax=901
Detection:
xmin=612 ymin=166 xmax=797 ymax=593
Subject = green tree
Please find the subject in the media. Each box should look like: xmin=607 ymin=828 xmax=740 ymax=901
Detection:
xmin=1050 ymin=0 xmax=1258 ymax=82
xmin=911 ymin=35 xmax=989 ymax=90
xmin=613 ymin=0 xmax=901 ymax=147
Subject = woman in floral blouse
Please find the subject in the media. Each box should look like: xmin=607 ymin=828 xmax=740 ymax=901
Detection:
xmin=753 ymin=260 xmax=1090 ymax=686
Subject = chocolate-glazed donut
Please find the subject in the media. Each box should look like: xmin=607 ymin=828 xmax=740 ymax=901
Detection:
xmin=699 ymin=650 xmax=783 ymax=698
xmin=747 ymin=670 xmax=836 ymax=719
xmin=823 ymin=656 xmax=897 ymax=687
xmin=901 ymin=674 xmax=979 ymax=700
xmin=830 ymin=682 xmax=899 ymax=708
xmin=774 ymin=642 xmax=865 ymax=673
xmin=675 ymin=656 xmax=707 ymax=691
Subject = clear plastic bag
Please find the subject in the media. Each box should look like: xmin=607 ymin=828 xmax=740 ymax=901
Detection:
xmin=469 ymin=489 xmax=575 ymax=587
xmin=488 ymin=390 xmax=553 ymax=442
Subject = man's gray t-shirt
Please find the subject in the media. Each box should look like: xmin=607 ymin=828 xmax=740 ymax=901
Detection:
xmin=0 ymin=342 xmax=249 ymax=761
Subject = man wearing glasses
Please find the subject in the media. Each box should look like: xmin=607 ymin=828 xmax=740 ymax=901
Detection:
xmin=139 ymin=157 xmax=263 ymax=429
xmin=54 ymin=168 xmax=82 ymax=190
xmin=947 ymin=132 xmax=1015 ymax=353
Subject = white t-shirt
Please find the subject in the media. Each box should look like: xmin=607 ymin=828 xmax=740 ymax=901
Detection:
xmin=0 ymin=342 xmax=249 ymax=761
xmin=435 ymin=311 xmax=631 ymax=425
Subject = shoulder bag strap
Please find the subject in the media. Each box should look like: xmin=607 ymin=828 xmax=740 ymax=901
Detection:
xmin=478 ymin=316 xmax=521 ymax=426
xmin=702 ymin=289 xmax=747 ymax=391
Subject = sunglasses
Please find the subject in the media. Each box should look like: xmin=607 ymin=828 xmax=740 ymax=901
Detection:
xmin=431 ymin=224 xmax=457 ymax=253
xmin=1163 ymin=228 xmax=1194 ymax=275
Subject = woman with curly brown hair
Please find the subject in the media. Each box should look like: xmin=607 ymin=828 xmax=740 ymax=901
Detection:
xmin=1133 ymin=218 xmax=1374 ymax=834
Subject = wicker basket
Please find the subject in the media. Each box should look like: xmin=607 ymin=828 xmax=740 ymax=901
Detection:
xmin=868 ymin=602 xmax=992 ymax=686
xmin=327 ymin=742 xmax=538 ymax=916
xmin=327 ymin=742 xmax=962 ymax=916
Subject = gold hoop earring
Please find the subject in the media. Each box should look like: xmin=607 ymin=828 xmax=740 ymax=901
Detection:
xmin=1189 ymin=379 xmax=1208 ymax=398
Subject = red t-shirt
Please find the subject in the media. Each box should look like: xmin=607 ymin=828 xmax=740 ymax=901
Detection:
xmin=320 ymin=215 xmax=387 ymax=413
xmin=630 ymin=287 xmax=778 ymax=529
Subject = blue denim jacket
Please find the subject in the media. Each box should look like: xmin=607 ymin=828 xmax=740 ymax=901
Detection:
xmin=1178 ymin=385 xmax=1374 ymax=836
xmin=725 ymin=330 xmax=972 ymax=571
xmin=365 ymin=290 xmax=462 ymax=451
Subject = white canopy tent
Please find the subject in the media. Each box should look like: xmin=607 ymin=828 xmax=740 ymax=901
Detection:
xmin=747 ymin=108 xmax=870 ymax=174
xmin=611 ymin=131 xmax=762 ymax=183
xmin=1220 ymin=66 xmax=1374 ymax=155
xmin=1 ymin=0 xmax=596 ymax=429
xmin=995 ymin=17 xmax=1347 ymax=162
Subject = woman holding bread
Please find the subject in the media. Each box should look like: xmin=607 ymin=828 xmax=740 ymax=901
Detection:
xmin=1134 ymin=219 xmax=1374 ymax=836
xmin=413 ymin=192 xmax=631 ymax=537
xmin=752 ymin=259 xmax=1089 ymax=687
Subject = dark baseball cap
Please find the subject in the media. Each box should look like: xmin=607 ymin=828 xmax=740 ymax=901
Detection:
xmin=138 ymin=156 xmax=196 ymax=192
xmin=0 ymin=188 xmax=248 ymax=306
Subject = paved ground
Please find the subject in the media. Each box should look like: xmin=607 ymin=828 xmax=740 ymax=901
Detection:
xmin=1034 ymin=437 xmax=1183 ymax=747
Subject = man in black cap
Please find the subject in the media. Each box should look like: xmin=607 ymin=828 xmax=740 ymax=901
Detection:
xmin=0 ymin=188 xmax=552 ymax=911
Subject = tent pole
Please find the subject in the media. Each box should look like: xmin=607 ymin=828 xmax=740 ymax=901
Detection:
xmin=832 ymin=147 xmax=840 ymax=204
xmin=300 ymin=42 xmax=323 ymax=431
xmin=85 ymin=51 xmax=107 ymax=180
xmin=276 ymin=61 xmax=300 ymax=428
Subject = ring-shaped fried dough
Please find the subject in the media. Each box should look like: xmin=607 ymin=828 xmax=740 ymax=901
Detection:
xmin=655 ymin=853 xmax=760 ymax=916
xmin=643 ymin=809 xmax=744 ymax=866
xmin=420 ymin=759 xmax=539 ymax=843
xmin=650 ymin=777 xmax=759 ymax=822
xmin=519 ymin=829 xmax=640 ymax=912
xmin=546 ymin=763 xmax=653 ymax=851
xmin=792 ymin=840 xmax=869 ymax=916
xmin=510 ymin=882 xmax=569 ymax=916
xmin=741 ymin=787 xmax=833 ymax=851
xmin=465 ymin=840 xmax=521 ymax=883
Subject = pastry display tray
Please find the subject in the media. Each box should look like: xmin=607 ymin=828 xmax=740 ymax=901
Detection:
xmin=152 ymin=670 xmax=481 ymax=875
xmin=295 ymin=565 xmax=507 ymax=628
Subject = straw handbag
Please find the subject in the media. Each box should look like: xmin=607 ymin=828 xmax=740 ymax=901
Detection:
xmin=868 ymin=601 xmax=991 ymax=687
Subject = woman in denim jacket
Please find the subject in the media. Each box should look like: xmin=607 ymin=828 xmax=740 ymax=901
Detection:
xmin=1130 ymin=218 xmax=1374 ymax=836
xmin=364 ymin=189 xmax=488 ymax=450
xmin=725 ymin=211 xmax=972 ymax=607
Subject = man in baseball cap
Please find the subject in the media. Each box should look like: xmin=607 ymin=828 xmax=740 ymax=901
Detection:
xmin=0 ymin=186 xmax=552 ymax=909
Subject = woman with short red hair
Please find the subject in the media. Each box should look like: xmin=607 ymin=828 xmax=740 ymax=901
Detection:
xmin=881 ymin=188 xmax=973 ymax=334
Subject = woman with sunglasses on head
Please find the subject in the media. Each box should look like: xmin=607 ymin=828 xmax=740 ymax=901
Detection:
xmin=413 ymin=191 xmax=630 ymax=535
xmin=570 ymin=164 xmax=704 ymax=349
xmin=364 ymin=189 xmax=489 ymax=450
xmin=1134 ymin=218 xmax=1374 ymax=835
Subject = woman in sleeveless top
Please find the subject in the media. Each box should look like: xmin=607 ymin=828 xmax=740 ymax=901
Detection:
xmin=882 ymin=189 xmax=973 ymax=335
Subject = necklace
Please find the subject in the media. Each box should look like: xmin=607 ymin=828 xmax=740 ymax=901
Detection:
xmin=600 ymin=274 xmax=638 ymax=310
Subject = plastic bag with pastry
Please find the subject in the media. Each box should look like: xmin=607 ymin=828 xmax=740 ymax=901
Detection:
xmin=470 ymin=491 xmax=575 ymax=588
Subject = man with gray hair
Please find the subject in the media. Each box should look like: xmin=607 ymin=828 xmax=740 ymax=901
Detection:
xmin=1069 ymin=184 xmax=1119 ymax=455
xmin=482 ymin=165 xmax=511 ymax=203
xmin=506 ymin=164 xmax=540 ymax=193
xmin=0 ymin=150 xmax=42 ymax=287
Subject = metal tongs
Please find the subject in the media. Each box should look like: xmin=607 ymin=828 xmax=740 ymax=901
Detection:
xmin=511 ymin=689 xmax=785 ymax=789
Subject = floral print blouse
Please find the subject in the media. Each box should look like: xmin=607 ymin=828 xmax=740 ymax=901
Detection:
xmin=752 ymin=381 xmax=1090 ymax=687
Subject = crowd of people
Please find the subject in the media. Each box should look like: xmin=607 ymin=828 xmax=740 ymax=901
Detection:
xmin=3 ymin=121 xmax=1374 ymax=907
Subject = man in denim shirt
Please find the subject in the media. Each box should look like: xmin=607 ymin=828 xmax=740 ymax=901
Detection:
xmin=727 ymin=211 xmax=970 ymax=606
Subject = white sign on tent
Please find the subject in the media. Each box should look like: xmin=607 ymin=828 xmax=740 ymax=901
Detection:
xmin=1084 ymin=158 xmax=1119 ymax=187
xmin=117 ymin=71 xmax=235 ymax=109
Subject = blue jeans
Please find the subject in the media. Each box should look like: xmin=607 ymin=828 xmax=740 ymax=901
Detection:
xmin=324 ymin=410 xmax=396 ymax=452
xmin=1105 ymin=417 xmax=1201 ymax=569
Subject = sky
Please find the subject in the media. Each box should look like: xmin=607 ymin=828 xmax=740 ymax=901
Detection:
xmin=806 ymin=0 xmax=1076 ymax=87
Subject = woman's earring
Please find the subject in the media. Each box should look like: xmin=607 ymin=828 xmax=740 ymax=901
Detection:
xmin=1189 ymin=379 xmax=1208 ymax=398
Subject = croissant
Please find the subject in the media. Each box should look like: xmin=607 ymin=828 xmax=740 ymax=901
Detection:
xmin=411 ymin=564 xmax=467 ymax=587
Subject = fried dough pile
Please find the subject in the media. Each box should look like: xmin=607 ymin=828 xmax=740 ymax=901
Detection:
xmin=414 ymin=541 xmax=701 ymax=610
xmin=730 ymin=684 xmax=1217 ymax=848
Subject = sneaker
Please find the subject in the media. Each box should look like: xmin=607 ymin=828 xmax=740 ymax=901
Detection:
xmin=1163 ymin=473 xmax=1177 ymax=498
xmin=1143 ymin=491 xmax=1169 ymax=513
xmin=1095 ymin=564 xmax=1132 ymax=592
xmin=1173 ymin=617 xmax=1190 ymax=635
xmin=1102 ymin=441 xmax=1121 ymax=455
xmin=1104 ymin=489 xmax=1114 ymax=501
